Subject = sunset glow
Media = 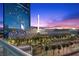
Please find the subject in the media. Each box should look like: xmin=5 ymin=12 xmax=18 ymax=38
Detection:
xmin=31 ymin=3 xmax=79 ymax=29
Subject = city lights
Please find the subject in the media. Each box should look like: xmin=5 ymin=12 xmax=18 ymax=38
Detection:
xmin=0 ymin=3 xmax=79 ymax=56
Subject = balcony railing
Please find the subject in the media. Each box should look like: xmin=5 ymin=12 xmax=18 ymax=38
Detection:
xmin=0 ymin=39 xmax=32 ymax=56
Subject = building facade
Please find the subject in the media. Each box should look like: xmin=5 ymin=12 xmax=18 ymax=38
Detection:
xmin=4 ymin=3 xmax=30 ymax=30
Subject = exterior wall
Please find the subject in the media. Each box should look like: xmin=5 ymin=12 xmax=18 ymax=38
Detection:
xmin=4 ymin=3 xmax=30 ymax=30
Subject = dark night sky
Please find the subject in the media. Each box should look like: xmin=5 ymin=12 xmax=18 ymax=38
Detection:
xmin=31 ymin=3 xmax=79 ymax=28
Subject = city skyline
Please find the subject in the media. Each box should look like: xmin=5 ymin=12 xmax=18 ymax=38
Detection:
xmin=31 ymin=3 xmax=79 ymax=29
xmin=0 ymin=4 xmax=79 ymax=29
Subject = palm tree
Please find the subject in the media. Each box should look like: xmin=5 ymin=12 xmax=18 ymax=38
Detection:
xmin=51 ymin=45 xmax=56 ymax=56
xmin=69 ymin=42 xmax=73 ymax=53
xmin=62 ymin=43 xmax=66 ymax=55
xmin=65 ymin=43 xmax=69 ymax=54
xmin=57 ymin=45 xmax=61 ymax=56
xmin=45 ymin=45 xmax=49 ymax=56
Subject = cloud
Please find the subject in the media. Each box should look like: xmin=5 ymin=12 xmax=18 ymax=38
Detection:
xmin=47 ymin=19 xmax=79 ymax=29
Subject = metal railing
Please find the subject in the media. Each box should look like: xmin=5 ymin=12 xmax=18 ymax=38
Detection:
xmin=0 ymin=39 xmax=32 ymax=56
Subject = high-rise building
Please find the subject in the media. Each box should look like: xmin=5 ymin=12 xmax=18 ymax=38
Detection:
xmin=4 ymin=3 xmax=30 ymax=30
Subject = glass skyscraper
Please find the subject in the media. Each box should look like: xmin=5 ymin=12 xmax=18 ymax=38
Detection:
xmin=4 ymin=3 xmax=30 ymax=30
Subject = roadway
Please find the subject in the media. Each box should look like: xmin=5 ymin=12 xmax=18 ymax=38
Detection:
xmin=71 ymin=52 xmax=79 ymax=56
xmin=65 ymin=51 xmax=79 ymax=56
